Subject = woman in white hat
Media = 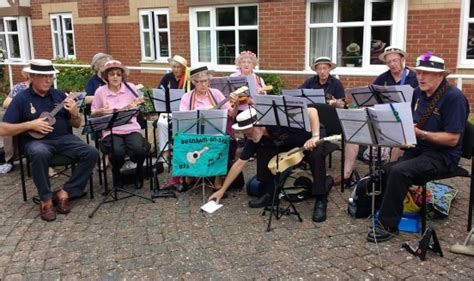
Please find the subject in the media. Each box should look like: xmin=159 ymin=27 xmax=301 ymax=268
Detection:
xmin=91 ymin=60 xmax=148 ymax=189
xmin=230 ymin=50 xmax=267 ymax=111
xmin=300 ymin=56 xmax=345 ymax=108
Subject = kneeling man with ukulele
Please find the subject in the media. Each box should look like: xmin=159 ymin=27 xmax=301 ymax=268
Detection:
xmin=209 ymin=107 xmax=333 ymax=222
xmin=2 ymin=59 xmax=99 ymax=222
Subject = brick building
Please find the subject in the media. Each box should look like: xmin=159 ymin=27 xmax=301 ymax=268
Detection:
xmin=1 ymin=0 xmax=473 ymax=108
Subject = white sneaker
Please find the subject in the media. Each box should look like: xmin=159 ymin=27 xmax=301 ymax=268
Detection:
xmin=0 ymin=163 xmax=13 ymax=174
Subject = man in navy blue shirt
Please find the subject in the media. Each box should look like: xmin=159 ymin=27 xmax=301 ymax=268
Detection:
xmin=209 ymin=107 xmax=333 ymax=223
xmin=368 ymin=54 xmax=469 ymax=242
xmin=3 ymin=59 xmax=99 ymax=222
xmin=300 ymin=56 xmax=346 ymax=108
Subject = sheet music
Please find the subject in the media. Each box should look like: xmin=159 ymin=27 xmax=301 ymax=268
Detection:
xmin=254 ymin=95 xmax=310 ymax=132
xmin=368 ymin=102 xmax=417 ymax=146
xmin=210 ymin=76 xmax=248 ymax=98
xmin=371 ymin=84 xmax=414 ymax=104
xmin=152 ymin=88 xmax=185 ymax=112
xmin=73 ymin=92 xmax=86 ymax=107
xmin=283 ymin=89 xmax=325 ymax=105
xmin=201 ymin=200 xmax=223 ymax=213
xmin=336 ymin=108 xmax=374 ymax=145
xmin=172 ymin=109 xmax=228 ymax=135
xmin=246 ymin=75 xmax=258 ymax=97
xmin=88 ymin=108 xmax=138 ymax=132
xmin=347 ymin=86 xmax=378 ymax=107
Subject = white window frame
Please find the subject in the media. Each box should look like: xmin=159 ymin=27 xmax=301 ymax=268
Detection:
xmin=459 ymin=0 xmax=474 ymax=68
xmin=50 ymin=13 xmax=76 ymax=59
xmin=305 ymin=0 xmax=408 ymax=75
xmin=189 ymin=4 xmax=259 ymax=71
xmin=0 ymin=16 xmax=33 ymax=61
xmin=139 ymin=8 xmax=171 ymax=63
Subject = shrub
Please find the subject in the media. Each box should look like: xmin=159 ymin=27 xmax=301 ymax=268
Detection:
xmin=258 ymin=73 xmax=284 ymax=95
xmin=55 ymin=58 xmax=94 ymax=93
xmin=139 ymin=87 xmax=155 ymax=114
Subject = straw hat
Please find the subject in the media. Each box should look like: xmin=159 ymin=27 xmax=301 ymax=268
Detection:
xmin=23 ymin=59 xmax=59 ymax=75
xmin=378 ymin=46 xmax=407 ymax=62
xmin=232 ymin=108 xmax=258 ymax=130
xmin=168 ymin=55 xmax=188 ymax=67
xmin=414 ymin=53 xmax=449 ymax=74
xmin=100 ymin=60 xmax=130 ymax=79
xmin=311 ymin=56 xmax=336 ymax=71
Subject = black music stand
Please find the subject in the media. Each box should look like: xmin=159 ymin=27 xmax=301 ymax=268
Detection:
xmin=336 ymin=103 xmax=416 ymax=265
xmin=210 ymin=76 xmax=256 ymax=98
xmin=282 ymin=88 xmax=326 ymax=105
xmin=87 ymin=108 xmax=155 ymax=218
xmin=348 ymin=84 xmax=414 ymax=107
xmin=172 ymin=109 xmax=229 ymax=204
xmin=253 ymin=95 xmax=311 ymax=231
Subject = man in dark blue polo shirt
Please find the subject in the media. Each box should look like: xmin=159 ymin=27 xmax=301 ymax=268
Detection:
xmin=367 ymin=54 xmax=469 ymax=242
xmin=300 ymin=56 xmax=346 ymax=108
xmin=3 ymin=59 xmax=99 ymax=222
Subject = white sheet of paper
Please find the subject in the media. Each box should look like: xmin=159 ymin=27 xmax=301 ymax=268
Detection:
xmin=201 ymin=200 xmax=223 ymax=213
xmin=336 ymin=108 xmax=374 ymax=145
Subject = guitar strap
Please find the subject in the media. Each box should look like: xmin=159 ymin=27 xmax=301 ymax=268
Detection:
xmin=416 ymin=79 xmax=449 ymax=129
xmin=123 ymin=82 xmax=140 ymax=98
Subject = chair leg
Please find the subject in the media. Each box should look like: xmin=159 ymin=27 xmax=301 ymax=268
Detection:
xmin=469 ymin=173 xmax=473 ymax=231
xmin=421 ymin=184 xmax=427 ymax=234
xmin=19 ymin=154 xmax=27 ymax=202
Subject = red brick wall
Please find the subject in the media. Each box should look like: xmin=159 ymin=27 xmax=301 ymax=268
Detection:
xmin=74 ymin=24 xmax=106 ymax=63
xmin=31 ymin=26 xmax=53 ymax=59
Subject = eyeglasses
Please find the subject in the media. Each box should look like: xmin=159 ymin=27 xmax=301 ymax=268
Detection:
xmin=108 ymin=71 xmax=122 ymax=77
xmin=386 ymin=58 xmax=401 ymax=65
xmin=193 ymin=79 xmax=209 ymax=85
xmin=35 ymin=74 xmax=54 ymax=80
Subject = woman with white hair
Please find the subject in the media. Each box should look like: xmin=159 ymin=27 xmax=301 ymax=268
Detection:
xmin=85 ymin=53 xmax=113 ymax=104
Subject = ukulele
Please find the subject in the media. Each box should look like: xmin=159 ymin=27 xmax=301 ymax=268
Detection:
xmin=267 ymin=134 xmax=342 ymax=175
xmin=238 ymin=85 xmax=274 ymax=104
xmin=213 ymin=86 xmax=249 ymax=109
xmin=186 ymin=146 xmax=209 ymax=164
xmin=28 ymin=92 xmax=84 ymax=139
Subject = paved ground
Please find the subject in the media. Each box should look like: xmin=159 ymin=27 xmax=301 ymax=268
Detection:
xmin=0 ymin=126 xmax=473 ymax=280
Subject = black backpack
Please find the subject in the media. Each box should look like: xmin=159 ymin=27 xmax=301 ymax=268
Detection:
xmin=347 ymin=176 xmax=382 ymax=218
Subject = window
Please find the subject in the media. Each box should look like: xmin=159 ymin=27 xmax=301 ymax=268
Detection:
xmin=139 ymin=9 xmax=170 ymax=62
xmin=306 ymin=0 xmax=408 ymax=70
xmin=190 ymin=5 xmax=258 ymax=68
xmin=460 ymin=0 xmax=474 ymax=67
xmin=50 ymin=13 xmax=76 ymax=58
xmin=0 ymin=17 xmax=33 ymax=61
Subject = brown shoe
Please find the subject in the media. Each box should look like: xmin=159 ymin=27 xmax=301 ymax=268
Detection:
xmin=39 ymin=203 xmax=56 ymax=222
xmin=56 ymin=197 xmax=71 ymax=214
xmin=334 ymin=175 xmax=349 ymax=186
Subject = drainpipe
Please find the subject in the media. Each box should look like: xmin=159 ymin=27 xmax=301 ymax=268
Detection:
xmin=101 ymin=0 xmax=109 ymax=53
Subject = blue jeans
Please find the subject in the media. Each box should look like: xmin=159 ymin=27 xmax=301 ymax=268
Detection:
xmin=25 ymin=134 xmax=99 ymax=201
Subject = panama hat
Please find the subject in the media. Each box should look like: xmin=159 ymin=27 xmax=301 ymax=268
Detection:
xmin=378 ymin=46 xmax=407 ymax=62
xmin=311 ymin=56 xmax=336 ymax=71
xmin=414 ymin=53 xmax=449 ymax=74
xmin=168 ymin=55 xmax=188 ymax=67
xmin=100 ymin=60 xmax=130 ymax=79
xmin=23 ymin=59 xmax=59 ymax=75
xmin=232 ymin=108 xmax=258 ymax=130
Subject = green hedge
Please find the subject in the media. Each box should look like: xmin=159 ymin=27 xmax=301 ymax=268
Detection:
xmin=55 ymin=58 xmax=94 ymax=92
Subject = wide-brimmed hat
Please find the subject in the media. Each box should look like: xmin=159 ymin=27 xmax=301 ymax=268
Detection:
xmin=235 ymin=50 xmax=259 ymax=66
xmin=100 ymin=60 xmax=129 ymax=79
xmin=168 ymin=55 xmax=188 ymax=67
xmin=371 ymin=40 xmax=386 ymax=53
xmin=378 ymin=46 xmax=407 ymax=62
xmin=190 ymin=66 xmax=214 ymax=79
xmin=232 ymin=108 xmax=258 ymax=130
xmin=311 ymin=56 xmax=336 ymax=71
xmin=23 ymin=59 xmax=59 ymax=75
xmin=414 ymin=53 xmax=449 ymax=74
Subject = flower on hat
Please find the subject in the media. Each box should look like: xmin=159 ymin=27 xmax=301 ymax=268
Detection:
xmin=420 ymin=51 xmax=433 ymax=61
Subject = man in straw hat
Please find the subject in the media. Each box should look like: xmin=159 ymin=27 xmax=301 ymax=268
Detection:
xmin=2 ymin=59 xmax=99 ymax=222
xmin=300 ymin=56 xmax=345 ymax=108
xmin=335 ymin=46 xmax=420 ymax=186
xmin=367 ymin=53 xmax=469 ymax=242
xmin=209 ymin=107 xmax=333 ymax=223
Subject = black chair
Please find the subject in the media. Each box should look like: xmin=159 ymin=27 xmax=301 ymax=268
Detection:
xmin=18 ymin=139 xmax=94 ymax=202
xmin=413 ymin=122 xmax=474 ymax=233
xmin=311 ymin=103 xmax=345 ymax=192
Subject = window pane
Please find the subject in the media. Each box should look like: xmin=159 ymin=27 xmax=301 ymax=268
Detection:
xmin=54 ymin=34 xmax=61 ymax=57
xmin=310 ymin=27 xmax=332 ymax=64
xmin=8 ymin=34 xmax=20 ymax=58
xmin=470 ymin=0 xmax=474 ymax=18
xmin=371 ymin=26 xmax=391 ymax=64
xmin=217 ymin=30 xmax=235 ymax=64
xmin=339 ymin=27 xmax=363 ymax=67
xmin=64 ymin=18 xmax=73 ymax=31
xmin=372 ymin=1 xmax=392 ymax=21
xmin=159 ymin=32 xmax=169 ymax=57
xmin=0 ymin=21 xmax=4 ymax=32
xmin=143 ymin=32 xmax=151 ymax=57
xmin=239 ymin=30 xmax=257 ymax=54
xmin=467 ymin=23 xmax=474 ymax=59
xmin=66 ymin=33 xmax=74 ymax=55
xmin=6 ymin=20 xmax=18 ymax=32
xmin=158 ymin=14 xmax=167 ymax=29
xmin=338 ymin=0 xmax=364 ymax=22
xmin=216 ymin=7 xmax=234 ymax=27
xmin=198 ymin=30 xmax=211 ymax=62
xmin=51 ymin=18 xmax=58 ymax=31
xmin=310 ymin=1 xmax=333 ymax=23
xmin=142 ymin=15 xmax=149 ymax=29
xmin=197 ymin=12 xmax=210 ymax=27
xmin=239 ymin=6 xmax=257 ymax=26
xmin=0 ymin=35 xmax=6 ymax=59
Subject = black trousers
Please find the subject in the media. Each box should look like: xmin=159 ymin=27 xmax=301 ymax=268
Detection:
xmin=378 ymin=150 xmax=449 ymax=228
